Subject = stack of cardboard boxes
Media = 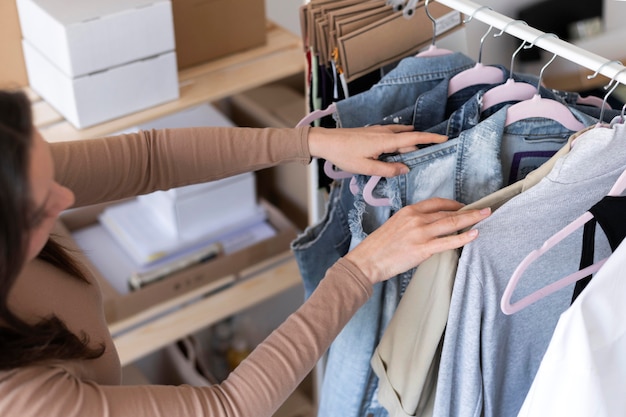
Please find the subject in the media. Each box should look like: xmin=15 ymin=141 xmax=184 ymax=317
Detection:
xmin=16 ymin=0 xmax=180 ymax=128
xmin=172 ymin=0 xmax=267 ymax=70
xmin=2 ymin=0 xmax=269 ymax=129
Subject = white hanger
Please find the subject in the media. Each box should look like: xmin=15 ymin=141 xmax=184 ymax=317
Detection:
xmin=500 ymin=68 xmax=626 ymax=315
xmin=447 ymin=7 xmax=505 ymax=96
xmin=480 ymin=21 xmax=537 ymax=113
xmin=504 ymin=33 xmax=586 ymax=132
xmin=414 ymin=0 xmax=454 ymax=58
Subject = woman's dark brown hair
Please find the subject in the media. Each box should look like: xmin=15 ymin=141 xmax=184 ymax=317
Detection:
xmin=0 ymin=90 xmax=104 ymax=370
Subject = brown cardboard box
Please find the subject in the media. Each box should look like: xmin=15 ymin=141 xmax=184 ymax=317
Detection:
xmin=172 ymin=0 xmax=267 ymax=70
xmin=58 ymin=199 xmax=297 ymax=324
xmin=0 ymin=0 xmax=28 ymax=88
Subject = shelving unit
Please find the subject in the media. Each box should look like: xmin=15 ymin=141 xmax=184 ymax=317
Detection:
xmin=33 ymin=21 xmax=305 ymax=143
xmin=110 ymin=251 xmax=302 ymax=366
xmin=32 ymin=21 xmax=308 ymax=367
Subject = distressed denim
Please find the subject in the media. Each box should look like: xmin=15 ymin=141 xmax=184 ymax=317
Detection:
xmin=376 ymin=64 xmax=512 ymax=128
xmin=319 ymin=105 xmax=599 ymax=417
xmin=422 ymin=79 xmax=620 ymax=143
xmin=290 ymin=179 xmax=353 ymax=298
xmin=377 ymin=65 xmax=622 ymax=132
xmin=376 ymin=69 xmax=613 ymax=130
xmin=334 ymin=52 xmax=475 ymax=128
xmin=377 ymin=65 xmax=510 ymax=129
xmin=294 ymin=53 xmax=607 ymax=417
xmin=292 ymin=52 xmax=476 ymax=299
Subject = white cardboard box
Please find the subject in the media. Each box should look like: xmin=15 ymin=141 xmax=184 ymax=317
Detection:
xmin=99 ymin=193 xmax=266 ymax=267
xmin=137 ymin=173 xmax=258 ymax=239
xmin=131 ymin=103 xmax=259 ymax=240
xmin=58 ymin=199 xmax=297 ymax=323
xmin=22 ymin=40 xmax=179 ymax=128
xmin=16 ymin=0 xmax=175 ymax=78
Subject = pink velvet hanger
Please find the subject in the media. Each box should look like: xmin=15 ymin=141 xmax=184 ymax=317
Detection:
xmin=501 ymin=168 xmax=626 ymax=315
xmin=480 ymin=23 xmax=537 ymax=113
xmin=480 ymin=37 xmax=536 ymax=112
xmin=447 ymin=8 xmax=504 ymax=97
xmin=362 ymin=176 xmax=392 ymax=206
xmin=417 ymin=44 xmax=454 ymax=58
xmin=296 ymin=103 xmax=337 ymax=128
xmin=361 ymin=0 xmax=460 ymax=206
xmin=504 ymin=34 xmax=586 ymax=132
xmin=296 ymin=103 xmax=352 ymax=182
xmin=501 ymin=69 xmax=626 ymax=314
xmin=576 ymin=95 xmax=610 ymax=109
xmin=414 ymin=0 xmax=453 ymax=58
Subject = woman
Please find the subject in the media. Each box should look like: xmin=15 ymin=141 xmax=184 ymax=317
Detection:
xmin=0 ymin=89 xmax=490 ymax=416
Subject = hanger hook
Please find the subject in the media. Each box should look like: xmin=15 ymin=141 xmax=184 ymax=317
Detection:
xmin=423 ymin=0 xmax=437 ymax=46
xmin=462 ymin=6 xmax=493 ymax=64
xmin=463 ymin=5 xmax=492 ymax=24
xmin=509 ymin=39 xmax=528 ymax=79
xmin=490 ymin=20 xmax=528 ymax=78
xmin=524 ymin=33 xmax=559 ymax=95
xmin=587 ymin=59 xmax=623 ymax=81
xmin=599 ymin=67 xmax=626 ymax=123
xmin=494 ymin=19 xmax=528 ymax=38
xmin=477 ymin=25 xmax=494 ymax=64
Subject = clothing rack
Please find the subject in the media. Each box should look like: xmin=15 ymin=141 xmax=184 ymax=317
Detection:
xmin=306 ymin=0 xmax=626 ymax=224
xmin=434 ymin=0 xmax=626 ymax=86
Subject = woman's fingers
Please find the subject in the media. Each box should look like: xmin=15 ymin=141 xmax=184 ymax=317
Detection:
xmin=368 ymin=125 xmax=446 ymax=155
xmin=409 ymin=197 xmax=466 ymax=214
xmin=345 ymin=198 xmax=491 ymax=284
xmin=422 ymin=206 xmax=492 ymax=237
xmin=420 ymin=228 xmax=480 ymax=258
xmin=307 ymin=126 xmax=448 ymax=178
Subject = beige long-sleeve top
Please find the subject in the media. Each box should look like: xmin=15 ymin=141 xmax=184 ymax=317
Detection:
xmin=0 ymin=127 xmax=373 ymax=417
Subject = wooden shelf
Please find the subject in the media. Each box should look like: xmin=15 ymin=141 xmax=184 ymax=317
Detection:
xmin=33 ymin=21 xmax=304 ymax=143
xmin=112 ymin=251 xmax=302 ymax=366
xmin=31 ymin=20 xmax=307 ymax=365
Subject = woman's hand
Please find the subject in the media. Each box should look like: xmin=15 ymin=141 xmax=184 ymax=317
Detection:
xmin=344 ymin=198 xmax=491 ymax=285
xmin=307 ymin=125 xmax=448 ymax=178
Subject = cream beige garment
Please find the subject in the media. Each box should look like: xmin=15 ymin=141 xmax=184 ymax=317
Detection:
xmin=371 ymin=129 xmax=591 ymax=417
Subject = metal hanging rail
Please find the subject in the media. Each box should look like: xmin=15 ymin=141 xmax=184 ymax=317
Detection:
xmin=434 ymin=0 xmax=626 ymax=86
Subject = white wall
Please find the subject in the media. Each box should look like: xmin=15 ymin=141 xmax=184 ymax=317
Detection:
xmin=265 ymin=0 xmax=302 ymax=36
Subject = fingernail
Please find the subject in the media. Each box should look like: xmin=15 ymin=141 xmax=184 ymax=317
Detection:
xmin=468 ymin=229 xmax=479 ymax=238
xmin=400 ymin=165 xmax=410 ymax=174
xmin=479 ymin=207 xmax=491 ymax=216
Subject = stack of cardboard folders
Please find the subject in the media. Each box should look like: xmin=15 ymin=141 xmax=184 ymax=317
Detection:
xmin=300 ymin=0 xmax=464 ymax=87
